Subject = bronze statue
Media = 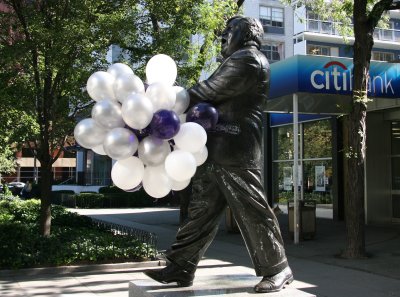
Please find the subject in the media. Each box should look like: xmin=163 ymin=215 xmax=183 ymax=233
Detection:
xmin=144 ymin=16 xmax=293 ymax=293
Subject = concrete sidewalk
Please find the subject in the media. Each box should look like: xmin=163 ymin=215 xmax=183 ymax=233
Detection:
xmin=1 ymin=206 xmax=400 ymax=297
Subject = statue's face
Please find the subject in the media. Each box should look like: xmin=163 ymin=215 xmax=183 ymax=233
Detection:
xmin=221 ymin=18 xmax=245 ymax=58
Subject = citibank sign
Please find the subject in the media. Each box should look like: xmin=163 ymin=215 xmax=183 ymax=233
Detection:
xmin=269 ymin=55 xmax=400 ymax=100
xmin=310 ymin=60 xmax=395 ymax=96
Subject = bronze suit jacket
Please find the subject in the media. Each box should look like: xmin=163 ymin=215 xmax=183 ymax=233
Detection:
xmin=188 ymin=45 xmax=270 ymax=169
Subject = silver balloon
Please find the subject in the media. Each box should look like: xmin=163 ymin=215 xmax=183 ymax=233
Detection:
xmin=92 ymin=144 xmax=107 ymax=155
xmin=172 ymin=86 xmax=190 ymax=115
xmin=107 ymin=63 xmax=134 ymax=79
xmin=86 ymin=71 xmax=115 ymax=101
xmin=74 ymin=118 xmax=108 ymax=149
xmin=114 ymin=73 xmax=145 ymax=103
xmin=145 ymin=82 xmax=176 ymax=111
xmin=121 ymin=93 xmax=154 ymax=130
xmin=103 ymin=127 xmax=139 ymax=160
xmin=91 ymin=99 xmax=124 ymax=129
xmin=138 ymin=136 xmax=171 ymax=166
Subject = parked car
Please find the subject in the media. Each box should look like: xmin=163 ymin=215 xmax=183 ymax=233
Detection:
xmin=2 ymin=182 xmax=25 ymax=196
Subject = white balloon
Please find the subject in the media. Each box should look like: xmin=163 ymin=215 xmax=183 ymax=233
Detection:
xmin=192 ymin=146 xmax=208 ymax=166
xmin=111 ymin=156 xmax=144 ymax=190
xmin=121 ymin=93 xmax=154 ymax=130
xmin=103 ymin=127 xmax=139 ymax=160
xmin=91 ymin=99 xmax=124 ymax=129
xmin=179 ymin=113 xmax=187 ymax=124
xmin=86 ymin=71 xmax=115 ymax=101
xmin=107 ymin=63 xmax=134 ymax=79
xmin=171 ymin=178 xmax=191 ymax=191
xmin=92 ymin=144 xmax=107 ymax=155
xmin=165 ymin=150 xmax=197 ymax=182
xmin=138 ymin=136 xmax=171 ymax=166
xmin=114 ymin=73 xmax=145 ymax=103
xmin=146 ymin=54 xmax=177 ymax=86
xmin=173 ymin=122 xmax=207 ymax=153
xmin=74 ymin=118 xmax=108 ymax=149
xmin=172 ymin=86 xmax=190 ymax=115
xmin=142 ymin=165 xmax=171 ymax=198
xmin=145 ymin=82 xmax=176 ymax=111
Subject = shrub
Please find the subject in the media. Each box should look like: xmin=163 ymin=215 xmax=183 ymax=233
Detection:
xmin=98 ymin=186 xmax=124 ymax=194
xmin=0 ymin=199 xmax=156 ymax=269
xmin=75 ymin=193 xmax=105 ymax=209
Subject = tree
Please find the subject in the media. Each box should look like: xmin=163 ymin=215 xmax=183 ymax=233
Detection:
xmin=0 ymin=0 xmax=238 ymax=236
xmin=282 ymin=0 xmax=400 ymax=258
xmin=0 ymin=108 xmax=37 ymax=180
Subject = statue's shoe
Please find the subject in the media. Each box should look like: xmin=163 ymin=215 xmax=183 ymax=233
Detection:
xmin=144 ymin=263 xmax=195 ymax=287
xmin=254 ymin=266 xmax=294 ymax=293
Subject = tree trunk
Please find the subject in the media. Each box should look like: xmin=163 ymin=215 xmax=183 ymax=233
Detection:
xmin=39 ymin=164 xmax=53 ymax=237
xmin=341 ymin=4 xmax=372 ymax=258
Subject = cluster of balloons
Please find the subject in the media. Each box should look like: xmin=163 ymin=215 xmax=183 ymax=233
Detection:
xmin=74 ymin=54 xmax=218 ymax=198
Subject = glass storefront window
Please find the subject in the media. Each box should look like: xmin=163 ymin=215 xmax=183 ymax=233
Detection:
xmin=274 ymin=125 xmax=293 ymax=160
xmin=303 ymin=120 xmax=332 ymax=159
xmin=272 ymin=119 xmax=333 ymax=206
xmin=85 ymin=150 xmax=112 ymax=185
xmin=303 ymin=160 xmax=333 ymax=203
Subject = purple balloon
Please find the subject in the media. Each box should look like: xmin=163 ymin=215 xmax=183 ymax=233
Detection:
xmin=186 ymin=103 xmax=218 ymax=130
xmin=126 ymin=126 xmax=151 ymax=141
xmin=150 ymin=109 xmax=180 ymax=139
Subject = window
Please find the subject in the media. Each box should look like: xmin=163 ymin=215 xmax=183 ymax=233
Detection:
xmin=306 ymin=11 xmax=336 ymax=35
xmin=271 ymin=120 xmax=333 ymax=205
xmin=260 ymin=6 xmax=284 ymax=29
xmin=372 ymin=51 xmax=395 ymax=62
xmin=307 ymin=45 xmax=331 ymax=56
xmin=261 ymin=44 xmax=282 ymax=63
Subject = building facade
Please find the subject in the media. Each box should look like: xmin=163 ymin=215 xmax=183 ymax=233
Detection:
xmin=243 ymin=1 xmax=400 ymax=225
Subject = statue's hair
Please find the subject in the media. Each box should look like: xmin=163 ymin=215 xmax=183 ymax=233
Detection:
xmin=227 ymin=16 xmax=264 ymax=48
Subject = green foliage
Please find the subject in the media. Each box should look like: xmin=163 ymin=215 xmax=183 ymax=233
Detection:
xmin=50 ymin=188 xmax=156 ymax=208
xmin=0 ymin=0 xmax=238 ymax=235
xmin=281 ymin=0 xmax=394 ymax=40
xmin=0 ymin=199 xmax=156 ymax=269
xmin=98 ymin=186 xmax=126 ymax=194
xmin=278 ymin=191 xmax=332 ymax=205
xmin=74 ymin=193 xmax=106 ymax=209
xmin=119 ymin=0 xmax=238 ymax=87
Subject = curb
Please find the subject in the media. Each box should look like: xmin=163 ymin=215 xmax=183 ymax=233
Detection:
xmin=0 ymin=260 xmax=166 ymax=277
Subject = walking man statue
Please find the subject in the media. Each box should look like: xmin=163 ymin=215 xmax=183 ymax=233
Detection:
xmin=145 ymin=15 xmax=293 ymax=293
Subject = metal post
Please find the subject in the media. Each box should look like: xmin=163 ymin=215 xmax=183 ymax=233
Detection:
xmin=293 ymin=93 xmax=300 ymax=244
xmin=33 ymin=153 xmax=38 ymax=183
xmin=300 ymin=123 xmax=304 ymax=201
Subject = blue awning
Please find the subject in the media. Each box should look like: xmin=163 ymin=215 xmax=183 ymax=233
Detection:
xmin=266 ymin=55 xmax=400 ymax=114
xmin=270 ymin=55 xmax=400 ymax=99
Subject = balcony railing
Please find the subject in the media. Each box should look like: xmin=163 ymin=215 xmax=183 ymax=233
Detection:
xmin=305 ymin=19 xmax=400 ymax=43
xmin=374 ymin=28 xmax=400 ymax=42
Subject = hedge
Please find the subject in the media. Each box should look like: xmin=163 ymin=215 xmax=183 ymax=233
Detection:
xmin=0 ymin=199 xmax=156 ymax=269
xmin=51 ymin=187 xmax=180 ymax=208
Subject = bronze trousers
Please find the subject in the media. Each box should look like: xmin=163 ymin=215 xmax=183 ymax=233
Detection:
xmin=166 ymin=163 xmax=288 ymax=276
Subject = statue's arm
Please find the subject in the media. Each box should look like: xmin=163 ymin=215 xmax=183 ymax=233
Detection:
xmin=188 ymin=54 xmax=258 ymax=105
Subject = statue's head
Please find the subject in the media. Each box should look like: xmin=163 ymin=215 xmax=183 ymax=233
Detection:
xmin=221 ymin=16 xmax=264 ymax=58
